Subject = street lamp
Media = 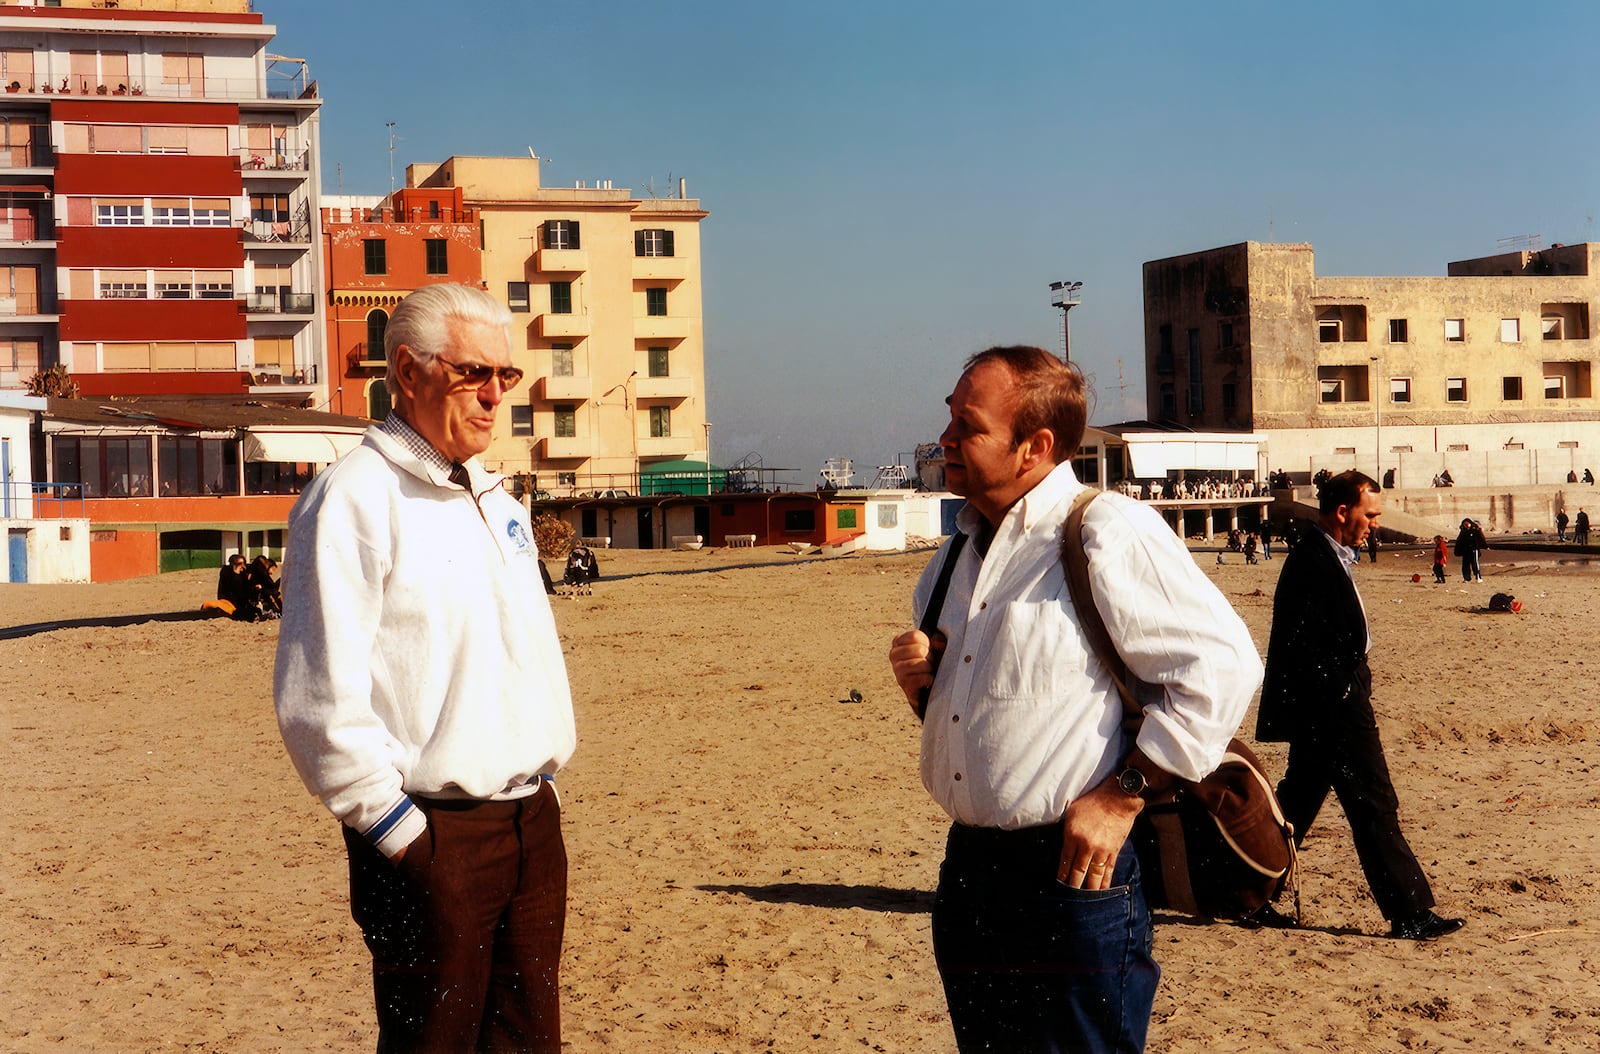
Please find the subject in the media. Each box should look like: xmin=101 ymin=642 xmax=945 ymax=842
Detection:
xmin=703 ymin=422 xmax=713 ymax=496
xmin=1048 ymin=280 xmax=1084 ymax=362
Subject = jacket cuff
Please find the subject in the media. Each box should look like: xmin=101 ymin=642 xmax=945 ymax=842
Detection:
xmin=363 ymin=795 xmax=425 ymax=859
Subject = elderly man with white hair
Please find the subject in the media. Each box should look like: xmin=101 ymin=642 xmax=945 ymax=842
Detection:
xmin=275 ymin=283 xmax=575 ymax=1052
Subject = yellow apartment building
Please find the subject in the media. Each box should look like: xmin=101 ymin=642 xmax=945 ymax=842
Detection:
xmin=1143 ymin=241 xmax=1600 ymax=487
xmin=406 ymin=156 xmax=708 ymax=495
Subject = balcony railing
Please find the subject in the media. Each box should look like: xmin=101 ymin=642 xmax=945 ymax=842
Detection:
xmin=15 ymin=75 xmax=316 ymax=103
xmin=237 ymin=147 xmax=310 ymax=173
xmin=0 ymin=140 xmax=53 ymax=168
xmin=251 ymin=363 xmax=319 ymax=386
xmin=349 ymin=342 xmax=386 ymax=368
xmin=244 ymin=207 xmax=312 ymax=244
xmin=322 ymin=205 xmax=478 ymax=225
xmin=0 ymin=215 xmax=49 ymax=241
xmin=246 ymin=291 xmax=315 ymax=314
xmin=0 ymin=292 xmax=48 ymax=315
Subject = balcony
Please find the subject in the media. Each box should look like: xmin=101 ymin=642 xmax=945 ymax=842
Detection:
xmin=634 ymin=316 xmax=691 ymax=341
xmin=632 ymin=255 xmax=689 ymax=281
xmin=0 ymin=212 xmax=52 ymax=244
xmin=637 ymin=434 xmax=694 ymax=458
xmin=249 ymin=363 xmax=319 ymax=388
xmin=246 ymin=291 xmax=316 ymax=315
xmin=0 ymin=291 xmax=54 ymax=320
xmin=635 ymin=375 xmax=693 ymax=400
xmin=537 ymin=435 xmax=590 ymax=460
xmin=537 ymin=313 xmax=591 ymax=339
xmin=236 ymin=147 xmax=310 ymax=174
xmin=0 ymin=137 xmax=53 ymax=169
xmin=535 ymin=248 xmax=588 ymax=274
xmin=535 ymin=375 xmax=593 ymax=401
xmin=348 ymin=342 xmax=386 ymax=370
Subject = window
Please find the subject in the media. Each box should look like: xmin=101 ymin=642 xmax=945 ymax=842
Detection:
xmin=551 ymin=344 xmax=574 ymax=377
xmin=1543 ymin=316 xmax=1563 ymax=340
xmin=53 ymin=435 xmax=153 ymax=498
xmin=368 ymin=381 xmax=391 ymax=421
xmin=1445 ymin=318 xmax=1464 ymax=342
xmin=366 ymin=310 xmax=388 ymax=362
xmin=507 ymin=282 xmax=529 ymax=313
xmin=878 ymin=504 xmax=899 ymax=528
xmin=557 ymin=471 xmax=577 ymax=486
xmin=1500 ymin=317 xmax=1520 ymax=343
xmin=1219 ymin=322 xmax=1235 ymax=348
xmin=1186 ymin=328 xmax=1203 ymax=414
xmin=647 ymin=346 xmax=669 ymax=377
xmin=1158 ymin=382 xmax=1176 ymax=419
xmin=635 ymin=228 xmax=674 ymax=257
xmin=1390 ymin=377 xmax=1412 ymax=403
xmin=543 ymin=220 xmax=580 ymax=250
xmin=1155 ymin=325 xmax=1174 ymax=373
xmin=152 ymin=205 xmax=190 ymax=226
xmin=1388 ymin=318 xmax=1408 ymax=343
xmin=783 ymin=509 xmax=816 ymax=532
xmin=155 ymin=281 xmax=191 ymax=299
xmin=1543 ymin=361 xmax=1592 ymax=399
xmin=100 ymin=281 xmax=147 ymax=300
xmin=1317 ymin=320 xmax=1341 ymax=343
xmin=837 ymin=508 xmax=857 ymax=530
xmin=363 ymin=239 xmax=386 ymax=275
xmin=156 ymin=436 xmax=238 ymax=496
xmin=425 ymin=239 xmax=447 ymax=275
xmin=550 ymin=282 xmax=572 ymax=315
xmin=1447 ymin=377 xmax=1467 ymax=402
xmin=1544 ymin=376 xmax=1566 ymax=399
xmin=649 ymin=405 xmax=671 ymax=437
xmin=96 ymin=203 xmax=143 ymax=226
xmin=1319 ymin=379 xmax=1344 ymax=403
xmin=1504 ymin=376 xmax=1523 ymax=400
xmin=646 ymin=288 xmax=667 ymax=317
xmin=250 ymin=193 xmax=289 ymax=223
xmin=244 ymin=461 xmax=311 ymax=495
xmin=553 ymin=403 xmax=577 ymax=438
xmin=428 ymin=200 xmax=439 ymax=219
xmin=511 ymin=404 xmax=533 ymax=436
xmin=195 ymin=281 xmax=231 ymax=299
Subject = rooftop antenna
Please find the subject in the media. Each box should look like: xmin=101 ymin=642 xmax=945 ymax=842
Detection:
xmin=386 ymin=121 xmax=399 ymax=196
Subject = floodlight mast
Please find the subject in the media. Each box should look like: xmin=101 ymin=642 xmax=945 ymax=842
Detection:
xmin=1048 ymin=280 xmax=1084 ymax=362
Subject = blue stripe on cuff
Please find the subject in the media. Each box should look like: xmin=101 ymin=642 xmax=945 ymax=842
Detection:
xmin=364 ymin=797 xmax=416 ymax=843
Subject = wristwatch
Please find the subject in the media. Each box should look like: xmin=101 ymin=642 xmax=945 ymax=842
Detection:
xmin=1117 ymin=766 xmax=1149 ymax=798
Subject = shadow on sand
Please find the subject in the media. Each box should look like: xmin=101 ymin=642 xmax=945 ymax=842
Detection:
xmin=697 ymin=881 xmax=934 ymax=914
xmin=0 ymin=609 xmax=212 ymax=641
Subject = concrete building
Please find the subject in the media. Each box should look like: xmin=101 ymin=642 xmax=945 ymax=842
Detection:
xmin=320 ymin=186 xmax=482 ymax=420
xmin=0 ymin=0 xmax=325 ymax=407
xmin=405 ymin=156 xmax=709 ymax=496
xmin=1143 ymin=241 xmax=1600 ymax=487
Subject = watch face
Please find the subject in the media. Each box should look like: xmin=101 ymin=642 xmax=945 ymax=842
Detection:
xmin=1119 ymin=768 xmax=1146 ymax=795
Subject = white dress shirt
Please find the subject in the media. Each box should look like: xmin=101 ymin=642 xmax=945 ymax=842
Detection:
xmin=915 ymin=462 xmax=1262 ymax=830
xmin=1318 ymin=527 xmax=1372 ymax=654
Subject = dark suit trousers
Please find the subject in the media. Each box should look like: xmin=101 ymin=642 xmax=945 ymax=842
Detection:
xmin=1276 ymin=662 xmax=1436 ymax=923
xmin=344 ymin=790 xmax=566 ymax=1054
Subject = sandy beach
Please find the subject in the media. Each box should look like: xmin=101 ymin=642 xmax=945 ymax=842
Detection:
xmin=3 ymin=542 xmax=1598 ymax=1052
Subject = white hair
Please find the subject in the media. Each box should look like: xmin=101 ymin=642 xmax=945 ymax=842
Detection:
xmin=384 ymin=283 xmax=513 ymax=399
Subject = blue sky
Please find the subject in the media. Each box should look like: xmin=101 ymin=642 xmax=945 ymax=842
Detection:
xmin=269 ymin=0 xmax=1600 ymax=483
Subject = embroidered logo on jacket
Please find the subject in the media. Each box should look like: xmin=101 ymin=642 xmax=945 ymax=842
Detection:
xmin=506 ymin=519 xmax=532 ymax=555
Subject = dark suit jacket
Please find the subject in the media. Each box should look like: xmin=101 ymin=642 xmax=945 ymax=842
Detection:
xmin=1257 ymin=529 xmax=1369 ymax=743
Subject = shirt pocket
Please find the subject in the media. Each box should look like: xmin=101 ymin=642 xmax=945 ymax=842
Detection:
xmin=980 ymin=578 xmax=1086 ymax=701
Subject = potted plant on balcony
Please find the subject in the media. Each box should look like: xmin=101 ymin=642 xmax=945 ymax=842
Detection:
xmin=4 ymin=82 xmax=18 ymax=94
xmin=112 ymin=83 xmax=128 ymax=96
xmin=94 ymin=84 xmax=108 ymax=95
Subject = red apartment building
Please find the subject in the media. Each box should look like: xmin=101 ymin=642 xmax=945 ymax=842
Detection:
xmin=0 ymin=0 xmax=337 ymax=581
xmin=322 ymin=185 xmax=482 ymax=420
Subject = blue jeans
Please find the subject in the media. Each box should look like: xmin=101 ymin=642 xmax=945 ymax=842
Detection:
xmin=933 ymin=823 xmax=1159 ymax=1053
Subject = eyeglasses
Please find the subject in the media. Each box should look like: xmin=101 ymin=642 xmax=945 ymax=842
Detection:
xmin=435 ymin=355 xmax=524 ymax=392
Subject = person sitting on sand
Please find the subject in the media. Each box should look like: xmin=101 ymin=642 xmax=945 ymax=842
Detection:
xmin=203 ymin=554 xmax=258 ymax=620
xmin=248 ymin=556 xmax=281 ymax=619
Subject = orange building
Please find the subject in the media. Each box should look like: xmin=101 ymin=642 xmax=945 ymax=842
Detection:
xmin=320 ymin=186 xmax=482 ymax=420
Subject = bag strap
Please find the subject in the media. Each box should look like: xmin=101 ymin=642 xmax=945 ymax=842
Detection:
xmin=914 ymin=531 xmax=968 ymax=722
xmin=1059 ymin=489 xmax=1141 ymax=722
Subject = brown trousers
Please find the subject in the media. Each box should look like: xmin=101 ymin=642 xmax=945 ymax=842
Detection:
xmin=344 ymin=789 xmax=566 ymax=1053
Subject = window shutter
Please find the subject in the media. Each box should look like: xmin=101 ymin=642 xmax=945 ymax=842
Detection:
xmin=663 ymin=230 xmax=674 ymax=256
xmin=634 ymin=229 xmax=646 ymax=256
xmin=541 ymin=221 xmax=553 ymax=250
xmin=569 ymin=221 xmax=580 ymax=250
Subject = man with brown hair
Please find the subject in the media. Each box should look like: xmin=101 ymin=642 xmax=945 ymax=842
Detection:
xmin=1258 ymin=469 xmax=1463 ymax=940
xmin=889 ymin=346 xmax=1261 ymax=1051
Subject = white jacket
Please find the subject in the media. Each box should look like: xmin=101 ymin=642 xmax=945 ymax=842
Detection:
xmin=273 ymin=426 xmax=576 ymax=857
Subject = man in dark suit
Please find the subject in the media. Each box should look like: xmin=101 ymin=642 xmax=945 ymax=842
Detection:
xmin=1258 ymin=470 xmax=1464 ymax=940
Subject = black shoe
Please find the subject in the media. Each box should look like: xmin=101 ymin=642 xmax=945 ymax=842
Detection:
xmin=1389 ymin=911 xmax=1465 ymax=940
xmin=1239 ymin=903 xmax=1298 ymax=930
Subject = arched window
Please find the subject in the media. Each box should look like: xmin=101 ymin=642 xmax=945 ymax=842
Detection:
xmin=367 ymin=379 xmax=391 ymax=422
xmin=366 ymin=309 xmax=389 ymax=362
